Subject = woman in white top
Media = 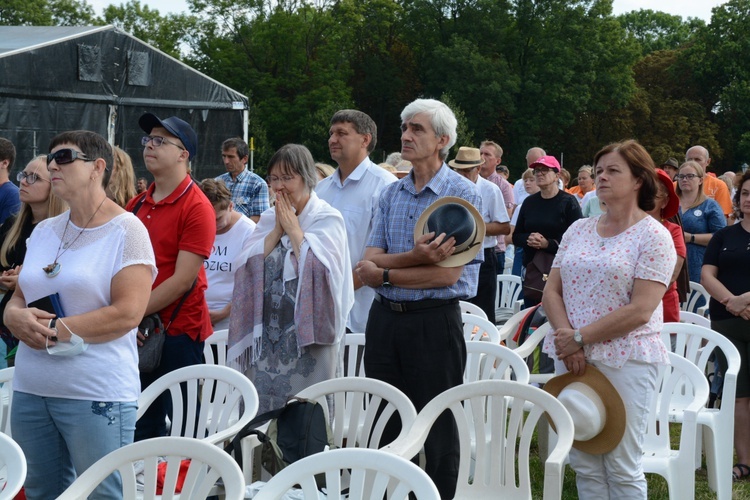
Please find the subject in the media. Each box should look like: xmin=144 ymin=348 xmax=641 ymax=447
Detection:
xmin=543 ymin=140 xmax=675 ymax=499
xmin=4 ymin=131 xmax=156 ymax=499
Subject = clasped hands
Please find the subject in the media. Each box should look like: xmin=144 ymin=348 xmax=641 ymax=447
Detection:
xmin=355 ymin=232 xmax=455 ymax=287
xmin=722 ymin=295 xmax=750 ymax=320
xmin=553 ymin=327 xmax=586 ymax=375
xmin=526 ymin=232 xmax=548 ymax=250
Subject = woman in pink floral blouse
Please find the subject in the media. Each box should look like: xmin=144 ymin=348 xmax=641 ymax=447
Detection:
xmin=542 ymin=140 xmax=676 ymax=499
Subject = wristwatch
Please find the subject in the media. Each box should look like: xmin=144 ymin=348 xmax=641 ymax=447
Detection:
xmin=573 ymin=329 xmax=584 ymax=348
xmin=382 ymin=268 xmax=392 ymax=287
xmin=690 ymin=233 xmax=696 ymax=244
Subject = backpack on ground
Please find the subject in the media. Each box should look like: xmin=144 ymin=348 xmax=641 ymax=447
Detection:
xmin=224 ymin=397 xmax=334 ymax=479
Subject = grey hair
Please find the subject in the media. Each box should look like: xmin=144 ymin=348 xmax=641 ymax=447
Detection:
xmin=267 ymin=144 xmax=318 ymax=192
xmin=330 ymin=110 xmax=377 ymax=153
xmin=400 ymin=99 xmax=457 ymax=159
xmin=385 ymin=152 xmax=402 ymax=166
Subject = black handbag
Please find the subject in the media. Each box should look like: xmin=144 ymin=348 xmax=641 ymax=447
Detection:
xmin=522 ymin=250 xmax=556 ymax=303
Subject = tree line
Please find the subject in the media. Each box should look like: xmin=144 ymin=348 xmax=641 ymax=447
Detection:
xmin=4 ymin=0 xmax=749 ymax=179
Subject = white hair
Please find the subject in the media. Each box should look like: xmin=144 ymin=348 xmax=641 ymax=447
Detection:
xmin=400 ymin=99 xmax=457 ymax=159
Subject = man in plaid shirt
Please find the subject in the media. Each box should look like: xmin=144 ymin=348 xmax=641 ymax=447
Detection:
xmin=215 ymin=138 xmax=269 ymax=222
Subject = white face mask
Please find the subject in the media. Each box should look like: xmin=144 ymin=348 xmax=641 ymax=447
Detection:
xmin=46 ymin=332 xmax=88 ymax=357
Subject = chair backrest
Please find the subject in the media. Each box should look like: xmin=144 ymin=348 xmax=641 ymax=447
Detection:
xmin=661 ymin=321 xmax=740 ymax=413
xmin=385 ymin=380 xmax=574 ymax=499
xmin=57 ymin=436 xmax=245 ymax=500
xmin=464 ymin=341 xmax=530 ymax=385
xmin=0 ymin=367 xmax=14 ymax=436
xmin=496 ymin=274 xmax=523 ymax=313
xmin=343 ymin=333 xmax=366 ymax=377
xmin=462 ymin=313 xmax=500 ymax=344
xmin=253 ymin=448 xmax=439 ymax=500
xmin=459 ymin=300 xmax=489 ymax=320
xmin=512 ymin=322 xmax=555 ymax=385
xmin=498 ymin=307 xmax=533 ymax=348
xmin=642 ymin=353 xmax=710 ymax=478
xmin=0 ymin=432 xmax=25 ymax=500
xmin=678 ymin=310 xmax=710 ymax=328
xmin=136 ymin=364 xmax=259 ymax=445
xmin=680 ymin=281 xmax=710 ymax=317
xmin=295 ymin=377 xmax=417 ymax=450
xmin=203 ymin=329 xmax=229 ymax=365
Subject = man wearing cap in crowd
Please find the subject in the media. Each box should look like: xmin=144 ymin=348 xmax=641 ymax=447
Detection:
xmin=215 ymin=137 xmax=269 ymax=223
xmin=128 ymin=114 xmax=216 ymax=441
xmin=660 ymin=157 xmax=679 ymax=181
xmin=450 ymin=147 xmax=509 ymax=323
xmin=355 ymin=98 xmax=483 ymax=499
xmin=685 ymin=145 xmax=733 ymax=222
xmin=316 ymin=109 xmax=396 ymax=334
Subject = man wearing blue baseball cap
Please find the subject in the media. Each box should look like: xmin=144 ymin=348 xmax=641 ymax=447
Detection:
xmin=128 ymin=113 xmax=216 ymax=440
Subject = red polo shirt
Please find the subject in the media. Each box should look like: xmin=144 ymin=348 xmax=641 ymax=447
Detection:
xmin=126 ymin=175 xmax=216 ymax=341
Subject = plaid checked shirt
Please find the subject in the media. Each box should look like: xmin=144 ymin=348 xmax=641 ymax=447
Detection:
xmin=215 ymin=169 xmax=269 ymax=218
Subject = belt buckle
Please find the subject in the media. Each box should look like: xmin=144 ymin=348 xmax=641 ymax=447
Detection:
xmin=390 ymin=301 xmax=406 ymax=312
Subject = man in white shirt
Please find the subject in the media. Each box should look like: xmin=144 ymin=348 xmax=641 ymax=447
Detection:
xmin=450 ymin=147 xmax=509 ymax=323
xmin=514 ymin=146 xmax=546 ymax=206
xmin=316 ymin=109 xmax=397 ymax=332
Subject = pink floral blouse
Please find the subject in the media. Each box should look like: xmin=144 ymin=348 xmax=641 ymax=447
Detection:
xmin=542 ymin=215 xmax=675 ymax=369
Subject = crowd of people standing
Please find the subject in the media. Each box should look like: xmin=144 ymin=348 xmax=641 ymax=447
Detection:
xmin=0 ymin=97 xmax=748 ymax=499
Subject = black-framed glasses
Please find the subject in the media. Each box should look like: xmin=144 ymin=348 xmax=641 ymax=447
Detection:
xmin=141 ymin=135 xmax=185 ymax=150
xmin=676 ymin=173 xmax=701 ymax=180
xmin=533 ymin=167 xmax=553 ymax=174
xmin=46 ymin=148 xmax=92 ymax=166
xmin=17 ymin=171 xmax=50 ymax=185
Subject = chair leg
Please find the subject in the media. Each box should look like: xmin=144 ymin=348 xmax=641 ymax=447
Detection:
xmin=704 ymin=425 xmax=732 ymax=500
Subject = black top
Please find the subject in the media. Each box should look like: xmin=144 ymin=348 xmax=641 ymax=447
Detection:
xmin=703 ymin=223 xmax=750 ymax=321
xmin=512 ymin=190 xmax=582 ymax=265
xmin=0 ymin=214 xmax=37 ymax=334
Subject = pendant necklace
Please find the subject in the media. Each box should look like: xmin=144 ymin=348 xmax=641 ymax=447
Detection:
xmin=43 ymin=197 xmax=107 ymax=278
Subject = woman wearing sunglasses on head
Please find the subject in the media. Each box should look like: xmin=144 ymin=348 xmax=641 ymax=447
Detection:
xmin=3 ymin=131 xmax=156 ymax=499
xmin=676 ymin=160 xmax=726 ymax=283
xmin=0 ymin=156 xmax=67 ymax=366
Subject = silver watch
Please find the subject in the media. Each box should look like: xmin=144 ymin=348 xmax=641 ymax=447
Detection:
xmin=573 ymin=329 xmax=584 ymax=347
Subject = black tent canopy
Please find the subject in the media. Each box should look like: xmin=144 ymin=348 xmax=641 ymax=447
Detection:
xmin=0 ymin=25 xmax=248 ymax=179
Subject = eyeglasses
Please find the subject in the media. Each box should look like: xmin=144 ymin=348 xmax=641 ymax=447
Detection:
xmin=676 ymin=174 xmax=701 ymax=180
xmin=533 ymin=167 xmax=553 ymax=174
xmin=46 ymin=148 xmax=92 ymax=166
xmin=266 ymin=175 xmax=297 ymax=184
xmin=17 ymin=171 xmax=50 ymax=185
xmin=141 ymin=135 xmax=185 ymax=150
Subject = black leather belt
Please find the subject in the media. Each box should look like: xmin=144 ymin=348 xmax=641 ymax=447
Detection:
xmin=375 ymin=294 xmax=458 ymax=313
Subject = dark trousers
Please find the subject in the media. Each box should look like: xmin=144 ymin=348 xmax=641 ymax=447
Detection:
xmin=364 ymin=298 xmax=466 ymax=499
xmin=469 ymin=248 xmax=498 ymax=323
xmin=135 ymin=333 xmax=205 ymax=441
xmin=495 ymin=250 xmax=506 ymax=275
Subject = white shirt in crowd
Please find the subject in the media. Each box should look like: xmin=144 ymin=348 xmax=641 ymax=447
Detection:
xmin=476 ymin=176 xmax=510 ymax=248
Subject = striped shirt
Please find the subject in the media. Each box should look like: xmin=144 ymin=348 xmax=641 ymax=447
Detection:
xmin=367 ymin=164 xmax=483 ymax=301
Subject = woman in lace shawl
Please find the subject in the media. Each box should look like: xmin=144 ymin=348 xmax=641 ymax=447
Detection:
xmin=228 ymin=144 xmax=353 ymax=413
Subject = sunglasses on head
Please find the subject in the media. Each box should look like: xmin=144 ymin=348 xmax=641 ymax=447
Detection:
xmin=46 ymin=148 xmax=92 ymax=166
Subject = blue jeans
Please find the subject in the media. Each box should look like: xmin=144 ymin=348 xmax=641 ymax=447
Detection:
xmin=135 ymin=332 xmax=204 ymax=441
xmin=11 ymin=391 xmax=136 ymax=499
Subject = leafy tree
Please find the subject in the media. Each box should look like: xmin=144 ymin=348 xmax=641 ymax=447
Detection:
xmin=1 ymin=0 xmax=96 ymax=25
xmin=617 ymin=9 xmax=704 ymax=55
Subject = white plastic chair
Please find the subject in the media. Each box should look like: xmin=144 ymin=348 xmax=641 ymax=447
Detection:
xmin=661 ymin=322 xmax=740 ymax=500
xmin=384 ymin=380 xmax=574 ymax=499
xmin=203 ymin=328 xmax=228 ymax=365
xmin=136 ymin=364 xmax=259 ymax=446
xmin=252 ymin=448 xmax=439 ymax=500
xmin=459 ymin=300 xmax=489 ymax=320
xmin=464 ymin=341 xmax=530 ymax=385
xmin=295 ymin=377 xmax=417 ymax=450
xmin=57 ymin=436 xmax=245 ymax=500
xmin=512 ymin=322 xmax=554 ymax=385
xmin=680 ymin=281 xmax=710 ymax=317
xmin=679 ymin=310 xmax=711 ymax=328
xmin=462 ymin=313 xmax=501 ymax=344
xmin=0 ymin=367 xmax=14 ymax=436
xmin=0 ymin=432 xmax=25 ymax=500
xmin=498 ymin=307 xmax=533 ymax=348
xmin=642 ymin=353 xmax=710 ymax=500
xmin=343 ymin=333 xmax=366 ymax=377
xmin=496 ymin=274 xmax=523 ymax=318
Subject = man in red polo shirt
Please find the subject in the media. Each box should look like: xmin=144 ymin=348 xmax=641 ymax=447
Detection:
xmin=128 ymin=113 xmax=216 ymax=440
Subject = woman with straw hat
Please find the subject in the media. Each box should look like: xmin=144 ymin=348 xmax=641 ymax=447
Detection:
xmin=542 ymin=140 xmax=676 ymax=499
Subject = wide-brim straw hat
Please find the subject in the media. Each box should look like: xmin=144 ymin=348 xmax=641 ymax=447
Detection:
xmin=448 ymin=147 xmax=484 ymax=170
xmin=544 ymin=364 xmax=626 ymax=455
xmin=413 ymin=196 xmax=485 ymax=268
